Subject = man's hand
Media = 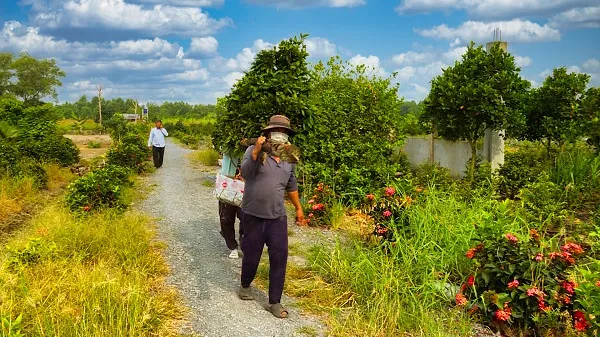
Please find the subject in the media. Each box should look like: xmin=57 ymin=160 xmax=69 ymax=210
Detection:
xmin=252 ymin=136 xmax=266 ymax=161
xmin=296 ymin=209 xmax=306 ymax=226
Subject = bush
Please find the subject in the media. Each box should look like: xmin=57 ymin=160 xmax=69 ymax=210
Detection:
xmin=413 ymin=162 xmax=455 ymax=191
xmin=304 ymin=182 xmax=336 ymax=227
xmin=106 ymin=133 xmax=151 ymax=173
xmin=460 ymin=229 xmax=591 ymax=335
xmin=18 ymin=135 xmax=80 ymax=166
xmin=65 ymin=165 xmax=131 ymax=212
xmin=362 ymin=184 xmax=413 ymax=239
xmin=0 ymin=142 xmax=19 ymax=174
xmin=87 ymin=141 xmax=101 ymax=149
xmin=13 ymin=159 xmax=48 ymax=189
xmin=496 ymin=150 xmax=546 ymax=199
xmin=520 ymin=173 xmax=567 ymax=224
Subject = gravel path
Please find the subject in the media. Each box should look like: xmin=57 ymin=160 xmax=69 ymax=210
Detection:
xmin=140 ymin=140 xmax=325 ymax=337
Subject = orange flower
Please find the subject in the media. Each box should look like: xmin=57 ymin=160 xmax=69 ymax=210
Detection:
xmin=507 ymin=279 xmax=519 ymax=289
xmin=494 ymin=303 xmax=512 ymax=322
xmin=455 ymin=293 xmax=467 ymax=306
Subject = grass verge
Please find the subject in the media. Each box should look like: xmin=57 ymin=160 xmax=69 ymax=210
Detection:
xmin=190 ymin=148 xmax=220 ymax=167
xmin=0 ymin=203 xmax=184 ymax=336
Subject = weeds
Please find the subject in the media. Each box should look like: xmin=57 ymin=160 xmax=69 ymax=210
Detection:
xmin=192 ymin=148 xmax=220 ymax=167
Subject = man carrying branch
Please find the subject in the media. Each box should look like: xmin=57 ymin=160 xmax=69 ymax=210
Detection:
xmin=237 ymin=115 xmax=305 ymax=319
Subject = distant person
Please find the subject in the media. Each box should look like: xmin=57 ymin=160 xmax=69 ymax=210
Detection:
xmin=147 ymin=119 xmax=168 ymax=168
xmin=237 ymin=115 xmax=305 ymax=319
xmin=218 ymin=152 xmax=244 ymax=259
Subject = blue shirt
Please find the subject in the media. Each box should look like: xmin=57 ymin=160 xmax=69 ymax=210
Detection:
xmin=240 ymin=145 xmax=298 ymax=220
xmin=220 ymin=154 xmax=240 ymax=177
xmin=148 ymin=127 xmax=168 ymax=147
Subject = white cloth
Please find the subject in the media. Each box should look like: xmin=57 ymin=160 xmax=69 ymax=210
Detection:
xmin=148 ymin=127 xmax=168 ymax=147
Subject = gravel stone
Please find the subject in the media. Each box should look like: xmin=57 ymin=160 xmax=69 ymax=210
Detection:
xmin=140 ymin=140 xmax=325 ymax=337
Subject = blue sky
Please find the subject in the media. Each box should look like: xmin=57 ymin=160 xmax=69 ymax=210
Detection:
xmin=0 ymin=0 xmax=598 ymax=104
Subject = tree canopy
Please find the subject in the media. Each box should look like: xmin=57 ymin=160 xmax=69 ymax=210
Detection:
xmin=7 ymin=52 xmax=66 ymax=105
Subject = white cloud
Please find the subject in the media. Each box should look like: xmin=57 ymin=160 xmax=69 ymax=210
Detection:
xmin=305 ymin=37 xmax=338 ymax=59
xmin=442 ymin=46 xmax=468 ymax=63
xmin=133 ymin=0 xmax=224 ymax=6
xmin=208 ymin=39 xmax=274 ymax=73
xmin=189 ymin=36 xmax=219 ymax=57
xmin=583 ymin=59 xmax=600 ymax=73
xmin=246 ymin=0 xmax=365 ymax=9
xmin=416 ymin=19 xmax=561 ymax=43
xmin=0 ymin=21 xmax=181 ymax=60
xmin=223 ymin=72 xmax=245 ymax=88
xmin=514 ymin=55 xmax=533 ymax=67
xmin=549 ymin=6 xmax=600 ymax=28
xmin=32 ymin=0 xmax=232 ymax=37
xmin=396 ymin=0 xmax=596 ymax=19
xmin=391 ymin=51 xmax=435 ymax=66
xmin=348 ymin=54 xmax=388 ymax=77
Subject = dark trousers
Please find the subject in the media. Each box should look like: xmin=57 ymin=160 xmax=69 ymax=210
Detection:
xmin=218 ymin=201 xmax=244 ymax=250
xmin=152 ymin=146 xmax=165 ymax=168
xmin=240 ymin=212 xmax=288 ymax=304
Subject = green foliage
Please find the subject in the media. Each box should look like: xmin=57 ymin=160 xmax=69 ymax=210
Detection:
xmin=8 ymin=52 xmax=66 ymax=105
xmin=496 ymin=150 xmax=547 ymax=199
xmin=423 ymin=42 xmax=529 ymax=180
xmin=7 ymin=237 xmax=57 ymax=270
xmin=581 ymin=87 xmax=600 ymax=152
xmin=192 ymin=148 xmax=219 ymax=166
xmin=523 ymin=68 xmax=591 ymax=146
xmin=65 ymin=165 xmax=132 ymax=212
xmin=0 ymin=53 xmax=12 ymax=96
xmin=103 ymin=113 xmax=130 ymax=140
xmin=0 ymin=313 xmax=24 ymax=337
xmin=18 ymin=134 xmax=80 ymax=167
xmin=106 ymin=141 xmax=149 ymax=173
xmin=299 ymin=57 xmax=405 ymax=200
xmin=13 ymin=158 xmax=49 ymax=189
xmin=213 ymin=34 xmax=312 ymax=157
xmin=87 ymin=141 xmax=101 ymax=149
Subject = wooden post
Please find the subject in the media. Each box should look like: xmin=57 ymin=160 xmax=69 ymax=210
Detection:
xmin=430 ymin=122 xmax=437 ymax=164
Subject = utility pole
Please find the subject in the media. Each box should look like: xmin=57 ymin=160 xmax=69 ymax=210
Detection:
xmin=133 ymin=100 xmax=139 ymax=119
xmin=96 ymin=84 xmax=103 ymax=128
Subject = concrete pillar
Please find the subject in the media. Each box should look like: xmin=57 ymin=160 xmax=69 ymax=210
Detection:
xmin=484 ymin=39 xmax=507 ymax=171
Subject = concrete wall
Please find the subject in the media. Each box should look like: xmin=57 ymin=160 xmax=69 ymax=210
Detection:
xmin=403 ymin=137 xmax=485 ymax=177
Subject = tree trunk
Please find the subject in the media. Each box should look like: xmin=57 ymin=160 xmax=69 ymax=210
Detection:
xmin=469 ymin=140 xmax=477 ymax=184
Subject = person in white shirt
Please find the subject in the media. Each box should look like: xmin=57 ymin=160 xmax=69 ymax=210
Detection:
xmin=147 ymin=119 xmax=168 ymax=168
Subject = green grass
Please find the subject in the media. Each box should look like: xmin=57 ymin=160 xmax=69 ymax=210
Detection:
xmin=0 ymin=203 xmax=184 ymax=336
xmin=277 ymin=187 xmax=528 ymax=337
xmin=191 ymin=148 xmax=220 ymax=167
xmin=57 ymin=119 xmax=102 ymax=134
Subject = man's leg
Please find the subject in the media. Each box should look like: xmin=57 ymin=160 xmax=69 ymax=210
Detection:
xmin=265 ymin=216 xmax=289 ymax=304
xmin=219 ymin=202 xmax=239 ymax=250
xmin=240 ymin=213 xmax=266 ymax=289
xmin=152 ymin=146 xmax=160 ymax=168
xmin=157 ymin=146 xmax=165 ymax=168
xmin=236 ymin=206 xmax=244 ymax=248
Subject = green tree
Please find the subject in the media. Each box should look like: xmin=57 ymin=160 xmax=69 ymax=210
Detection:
xmin=524 ymin=67 xmax=591 ymax=152
xmin=10 ymin=53 xmax=66 ymax=105
xmin=0 ymin=53 xmax=13 ymax=96
xmin=581 ymin=87 xmax=600 ymax=152
xmin=300 ymin=57 xmax=405 ymax=196
xmin=213 ymin=34 xmax=312 ymax=156
xmin=423 ymin=42 xmax=529 ymax=181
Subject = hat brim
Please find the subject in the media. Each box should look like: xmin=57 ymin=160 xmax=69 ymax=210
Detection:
xmin=262 ymin=125 xmax=296 ymax=135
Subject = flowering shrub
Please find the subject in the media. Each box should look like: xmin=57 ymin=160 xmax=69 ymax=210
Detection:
xmin=362 ymin=185 xmax=414 ymax=240
xmin=575 ymin=260 xmax=600 ymax=334
xmin=304 ymin=183 xmax=335 ymax=227
xmin=458 ymin=228 xmax=595 ymax=334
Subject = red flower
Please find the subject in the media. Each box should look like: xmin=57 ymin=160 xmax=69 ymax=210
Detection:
xmin=596 ymin=280 xmax=600 ymax=287
xmin=415 ymin=187 xmax=423 ymax=193
xmin=366 ymin=194 xmax=375 ymax=201
xmin=507 ymin=279 xmax=519 ymax=289
xmin=467 ymin=275 xmax=475 ymax=287
xmin=505 ymin=233 xmax=518 ymax=244
xmin=534 ymin=253 xmax=544 ymax=262
xmin=494 ymin=303 xmax=512 ymax=322
xmin=384 ymin=187 xmax=396 ymax=196
xmin=383 ymin=210 xmax=392 ymax=218
xmin=573 ymin=311 xmax=590 ymax=332
xmin=561 ymin=251 xmax=576 ymax=265
xmin=561 ymin=242 xmax=584 ymax=255
xmin=529 ymin=229 xmax=541 ymax=241
xmin=527 ymin=287 xmax=546 ymax=299
xmin=317 ymin=183 xmax=324 ymax=192
xmin=538 ymin=300 xmax=551 ymax=312
xmin=83 ymin=205 xmax=91 ymax=212
xmin=308 ymin=213 xmax=314 ymax=218
xmin=455 ymin=293 xmax=467 ymax=306
xmin=376 ymin=227 xmax=388 ymax=235
xmin=549 ymin=252 xmax=561 ymax=259
xmin=465 ymin=247 xmax=477 ymax=259
xmin=308 ymin=199 xmax=315 ymax=204
xmin=561 ymin=280 xmax=576 ymax=295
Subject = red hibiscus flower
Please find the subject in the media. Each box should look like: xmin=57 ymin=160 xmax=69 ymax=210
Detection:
xmin=507 ymin=279 xmax=519 ymax=289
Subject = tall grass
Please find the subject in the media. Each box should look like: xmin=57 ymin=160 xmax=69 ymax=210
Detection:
xmin=192 ymin=148 xmax=220 ymax=167
xmin=304 ymin=188 xmax=526 ymax=336
xmin=0 ymin=204 xmax=183 ymax=336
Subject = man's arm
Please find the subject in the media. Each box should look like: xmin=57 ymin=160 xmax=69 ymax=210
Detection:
xmin=286 ymin=167 xmax=305 ymax=226
xmin=240 ymin=146 xmax=259 ymax=180
xmin=160 ymin=128 xmax=168 ymax=136
xmin=147 ymin=129 xmax=154 ymax=147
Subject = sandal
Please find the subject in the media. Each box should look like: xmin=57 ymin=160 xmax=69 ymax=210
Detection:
xmin=267 ymin=303 xmax=289 ymax=318
xmin=238 ymin=286 xmax=254 ymax=300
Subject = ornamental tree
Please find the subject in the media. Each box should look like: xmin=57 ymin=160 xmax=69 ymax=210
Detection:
xmin=422 ymin=42 xmax=529 ymax=181
xmin=212 ymin=34 xmax=312 ymax=157
xmin=10 ymin=52 xmax=66 ymax=106
xmin=524 ymin=67 xmax=590 ymax=151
